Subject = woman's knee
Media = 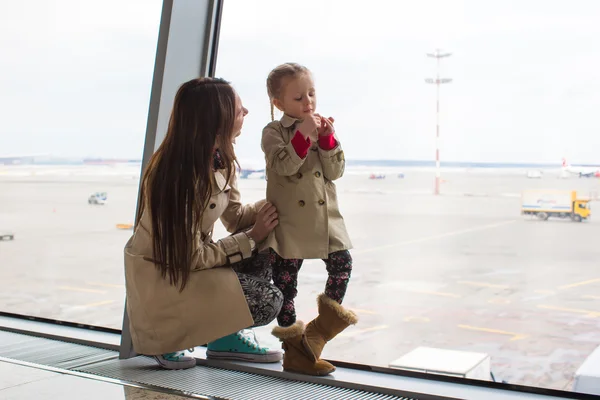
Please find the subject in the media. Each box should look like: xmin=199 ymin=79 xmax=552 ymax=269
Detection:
xmin=248 ymin=281 xmax=284 ymax=327
xmin=267 ymin=284 xmax=284 ymax=321
xmin=263 ymin=284 xmax=284 ymax=326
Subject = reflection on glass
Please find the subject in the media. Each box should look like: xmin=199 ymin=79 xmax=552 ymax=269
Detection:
xmin=216 ymin=0 xmax=600 ymax=393
xmin=0 ymin=0 xmax=162 ymax=329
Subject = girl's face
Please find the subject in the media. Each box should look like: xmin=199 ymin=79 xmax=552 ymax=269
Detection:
xmin=231 ymin=91 xmax=248 ymax=143
xmin=274 ymin=73 xmax=316 ymax=119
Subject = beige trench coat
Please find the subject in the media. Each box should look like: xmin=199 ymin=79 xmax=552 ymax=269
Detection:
xmin=124 ymin=170 xmax=262 ymax=355
xmin=260 ymin=114 xmax=352 ymax=259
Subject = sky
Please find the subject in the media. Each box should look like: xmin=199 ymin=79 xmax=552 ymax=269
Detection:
xmin=1 ymin=0 xmax=600 ymax=164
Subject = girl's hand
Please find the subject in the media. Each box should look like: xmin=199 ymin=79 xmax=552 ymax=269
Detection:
xmin=297 ymin=114 xmax=320 ymax=138
xmin=317 ymin=115 xmax=335 ymax=136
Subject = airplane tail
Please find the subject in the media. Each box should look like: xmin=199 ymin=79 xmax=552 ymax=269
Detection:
xmin=562 ymin=158 xmax=569 ymax=168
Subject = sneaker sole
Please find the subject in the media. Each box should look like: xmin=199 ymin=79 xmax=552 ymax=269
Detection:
xmin=154 ymin=356 xmax=197 ymax=370
xmin=206 ymin=350 xmax=282 ymax=363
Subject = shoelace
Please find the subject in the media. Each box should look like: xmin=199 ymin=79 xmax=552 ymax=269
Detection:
xmin=238 ymin=329 xmax=260 ymax=350
xmin=163 ymin=347 xmax=195 ymax=361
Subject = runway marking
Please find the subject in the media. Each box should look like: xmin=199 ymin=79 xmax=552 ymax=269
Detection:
xmin=349 ymin=308 xmax=380 ymax=315
xmin=559 ymin=278 xmax=600 ymax=290
xmin=458 ymin=281 xmax=510 ymax=289
xmin=534 ymin=290 xmax=555 ymax=295
xmin=354 ymin=220 xmax=517 ymax=255
xmin=403 ymin=316 xmax=430 ymax=323
xmin=339 ymin=325 xmax=388 ymax=338
xmin=409 ymin=290 xmax=461 ymax=298
xmin=82 ymin=300 xmax=115 ymax=308
xmin=86 ymin=282 xmax=125 ymax=289
xmin=458 ymin=325 xmax=527 ymax=341
xmin=59 ymin=286 xmax=106 ymax=294
xmin=582 ymin=295 xmax=600 ymax=300
xmin=537 ymin=305 xmax=600 ymax=318
xmin=488 ymin=298 xmax=511 ymax=304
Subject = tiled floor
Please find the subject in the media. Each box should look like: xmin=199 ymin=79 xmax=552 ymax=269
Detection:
xmin=0 ymin=361 xmax=192 ymax=399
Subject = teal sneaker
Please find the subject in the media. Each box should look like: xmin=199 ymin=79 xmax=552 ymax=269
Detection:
xmin=154 ymin=348 xmax=196 ymax=370
xmin=206 ymin=329 xmax=282 ymax=363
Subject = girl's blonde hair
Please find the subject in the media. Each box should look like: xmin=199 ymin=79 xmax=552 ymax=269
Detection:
xmin=266 ymin=62 xmax=311 ymax=121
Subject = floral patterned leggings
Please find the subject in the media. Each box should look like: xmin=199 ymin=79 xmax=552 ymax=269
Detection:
xmin=231 ymin=252 xmax=283 ymax=328
xmin=271 ymin=249 xmax=353 ymax=327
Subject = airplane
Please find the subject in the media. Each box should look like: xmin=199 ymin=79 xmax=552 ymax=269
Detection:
xmin=236 ymin=158 xmax=265 ymax=179
xmin=562 ymin=158 xmax=600 ymax=178
xmin=369 ymin=173 xmax=386 ymax=180
xmin=0 ymin=153 xmax=47 ymax=165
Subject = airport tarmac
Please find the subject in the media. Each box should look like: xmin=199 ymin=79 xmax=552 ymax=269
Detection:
xmin=1 ymin=166 xmax=600 ymax=391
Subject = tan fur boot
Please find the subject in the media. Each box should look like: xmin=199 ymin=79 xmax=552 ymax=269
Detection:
xmin=302 ymin=293 xmax=358 ymax=362
xmin=272 ymin=321 xmax=336 ymax=376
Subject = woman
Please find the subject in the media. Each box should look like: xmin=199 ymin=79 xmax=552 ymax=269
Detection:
xmin=124 ymin=77 xmax=284 ymax=370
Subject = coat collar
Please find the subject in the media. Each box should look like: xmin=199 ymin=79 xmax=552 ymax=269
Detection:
xmin=212 ymin=170 xmax=230 ymax=192
xmin=280 ymin=114 xmax=300 ymax=128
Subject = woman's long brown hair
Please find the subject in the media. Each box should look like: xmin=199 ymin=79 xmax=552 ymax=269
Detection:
xmin=136 ymin=77 xmax=238 ymax=291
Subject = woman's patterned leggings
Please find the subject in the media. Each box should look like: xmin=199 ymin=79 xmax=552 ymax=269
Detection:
xmin=231 ymin=252 xmax=283 ymax=328
xmin=271 ymin=249 xmax=353 ymax=327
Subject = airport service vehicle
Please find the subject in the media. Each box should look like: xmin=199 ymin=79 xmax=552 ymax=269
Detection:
xmin=521 ymin=190 xmax=591 ymax=222
xmin=0 ymin=232 xmax=14 ymax=241
xmin=88 ymin=192 xmax=107 ymax=205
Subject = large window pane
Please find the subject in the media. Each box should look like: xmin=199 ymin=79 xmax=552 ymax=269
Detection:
xmin=0 ymin=1 xmax=162 ymax=329
xmin=216 ymin=0 xmax=600 ymax=392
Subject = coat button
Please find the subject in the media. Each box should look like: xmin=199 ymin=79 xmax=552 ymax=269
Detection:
xmin=315 ymin=171 xmax=322 ymax=178
xmin=318 ymin=199 xmax=325 ymax=205
xmin=296 ymin=172 xmax=303 ymax=179
xmin=209 ymin=203 xmax=216 ymax=209
xmin=298 ymin=200 xmax=305 ymax=207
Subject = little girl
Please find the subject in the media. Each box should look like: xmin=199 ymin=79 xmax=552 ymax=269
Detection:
xmin=261 ymin=63 xmax=358 ymax=376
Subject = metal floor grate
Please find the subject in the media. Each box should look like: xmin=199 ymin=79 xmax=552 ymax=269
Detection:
xmin=0 ymin=329 xmax=420 ymax=400
xmin=0 ymin=330 xmax=117 ymax=369
xmin=81 ymin=356 xmax=412 ymax=400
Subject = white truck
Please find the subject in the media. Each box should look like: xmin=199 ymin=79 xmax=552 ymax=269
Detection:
xmin=88 ymin=192 xmax=107 ymax=205
xmin=521 ymin=190 xmax=591 ymax=222
xmin=0 ymin=232 xmax=14 ymax=241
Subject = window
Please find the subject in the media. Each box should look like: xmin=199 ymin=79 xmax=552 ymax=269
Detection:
xmin=0 ymin=0 xmax=162 ymax=329
xmin=216 ymin=0 xmax=600 ymax=392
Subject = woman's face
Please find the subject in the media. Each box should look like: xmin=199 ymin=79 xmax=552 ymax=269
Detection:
xmin=232 ymin=91 xmax=248 ymax=143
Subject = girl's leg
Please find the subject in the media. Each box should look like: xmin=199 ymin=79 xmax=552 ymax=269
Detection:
xmin=301 ymin=250 xmax=357 ymax=363
xmin=323 ymin=250 xmax=353 ymax=303
xmin=272 ymin=250 xmax=304 ymax=327
xmin=270 ymin=252 xmax=334 ymax=375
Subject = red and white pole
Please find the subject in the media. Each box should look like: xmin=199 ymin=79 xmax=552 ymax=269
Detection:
xmin=435 ymin=79 xmax=441 ymax=196
xmin=426 ymin=49 xmax=452 ymax=196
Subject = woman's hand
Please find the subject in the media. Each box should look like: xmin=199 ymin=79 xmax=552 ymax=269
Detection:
xmin=247 ymin=202 xmax=278 ymax=242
